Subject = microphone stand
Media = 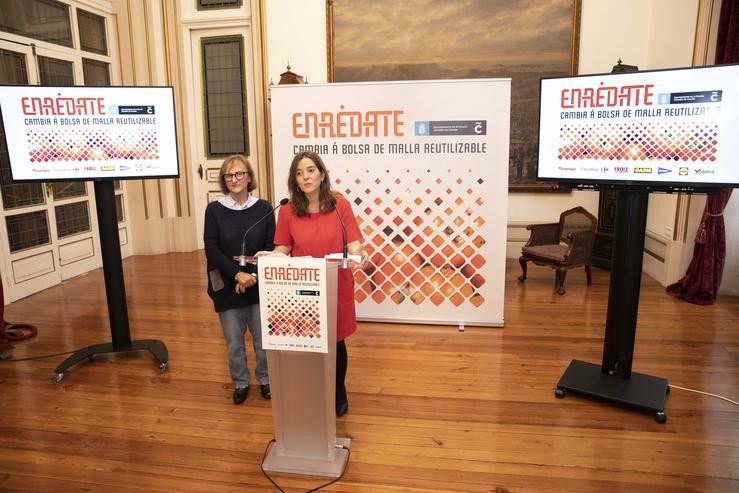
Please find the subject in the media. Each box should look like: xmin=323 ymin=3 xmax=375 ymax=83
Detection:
xmin=239 ymin=198 xmax=288 ymax=267
xmin=331 ymin=197 xmax=349 ymax=268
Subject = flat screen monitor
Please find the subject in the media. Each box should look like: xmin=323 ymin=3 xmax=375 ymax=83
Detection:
xmin=0 ymin=85 xmax=179 ymax=182
xmin=537 ymin=64 xmax=739 ymax=189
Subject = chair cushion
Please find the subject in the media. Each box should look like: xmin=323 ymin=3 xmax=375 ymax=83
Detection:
xmin=522 ymin=244 xmax=568 ymax=262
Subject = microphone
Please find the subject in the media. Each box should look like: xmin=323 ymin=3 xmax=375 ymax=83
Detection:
xmin=239 ymin=198 xmax=288 ymax=267
xmin=330 ymin=197 xmax=349 ymax=264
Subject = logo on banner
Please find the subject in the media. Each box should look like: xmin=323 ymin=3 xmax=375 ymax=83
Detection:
xmin=264 ymin=266 xmax=321 ymax=282
xmin=295 ymin=290 xmax=320 ymax=296
xmin=414 ymin=120 xmax=487 ymax=136
xmin=415 ymin=121 xmax=428 ymax=135
xmin=292 ymin=109 xmax=405 ymax=138
xmin=661 ymin=90 xmax=723 ymax=104
xmin=614 ymin=166 xmax=628 ymax=173
xmin=679 ymin=167 xmax=689 ymax=176
xmin=634 ymin=167 xmax=652 ymax=174
xmin=658 ymin=167 xmax=671 ymax=175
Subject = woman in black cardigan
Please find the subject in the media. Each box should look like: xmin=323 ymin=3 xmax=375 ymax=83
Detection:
xmin=204 ymin=155 xmax=275 ymax=404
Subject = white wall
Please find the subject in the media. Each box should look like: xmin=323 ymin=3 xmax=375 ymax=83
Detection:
xmin=264 ymin=0 xmax=328 ymax=85
xmin=722 ymin=194 xmax=739 ymax=295
xmin=579 ymin=0 xmax=699 ymax=263
xmin=579 ymin=0 xmax=698 ymax=71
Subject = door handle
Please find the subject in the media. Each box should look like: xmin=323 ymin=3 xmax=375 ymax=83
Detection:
xmin=198 ymin=164 xmax=203 ymax=180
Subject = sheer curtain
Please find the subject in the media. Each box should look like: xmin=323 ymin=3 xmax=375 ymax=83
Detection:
xmin=666 ymin=0 xmax=738 ymax=304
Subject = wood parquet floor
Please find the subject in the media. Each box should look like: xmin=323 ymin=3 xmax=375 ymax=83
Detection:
xmin=1 ymin=251 xmax=737 ymax=492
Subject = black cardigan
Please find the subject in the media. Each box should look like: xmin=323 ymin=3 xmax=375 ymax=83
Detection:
xmin=204 ymin=199 xmax=276 ymax=312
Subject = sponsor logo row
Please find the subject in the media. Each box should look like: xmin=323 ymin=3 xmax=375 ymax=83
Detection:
xmin=560 ymin=165 xmax=716 ymax=176
xmin=34 ymin=163 xmax=159 ymax=173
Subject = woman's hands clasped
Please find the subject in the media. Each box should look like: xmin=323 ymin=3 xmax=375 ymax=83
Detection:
xmin=234 ymin=271 xmax=257 ymax=294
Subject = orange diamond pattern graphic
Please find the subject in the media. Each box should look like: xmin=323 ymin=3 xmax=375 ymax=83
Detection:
xmin=27 ymin=129 xmax=160 ymax=162
xmin=343 ymin=168 xmax=487 ymax=307
xmin=558 ymin=121 xmax=718 ymax=161
xmin=265 ymin=291 xmax=322 ymax=339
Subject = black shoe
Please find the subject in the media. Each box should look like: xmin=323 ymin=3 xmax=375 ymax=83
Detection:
xmin=336 ymin=401 xmax=348 ymax=417
xmin=233 ymin=386 xmax=249 ymax=404
xmin=260 ymin=384 xmax=271 ymax=400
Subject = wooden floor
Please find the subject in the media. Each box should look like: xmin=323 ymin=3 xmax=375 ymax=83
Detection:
xmin=1 ymin=251 xmax=738 ymax=492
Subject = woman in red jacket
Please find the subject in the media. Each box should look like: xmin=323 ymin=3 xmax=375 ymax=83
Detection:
xmin=270 ymin=151 xmax=365 ymax=417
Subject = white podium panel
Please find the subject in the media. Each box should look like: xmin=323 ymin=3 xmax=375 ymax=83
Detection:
xmin=259 ymin=257 xmax=330 ymax=353
xmin=258 ymin=257 xmax=349 ymax=477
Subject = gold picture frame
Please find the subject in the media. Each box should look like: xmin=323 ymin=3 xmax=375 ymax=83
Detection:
xmin=327 ymin=0 xmax=581 ymax=192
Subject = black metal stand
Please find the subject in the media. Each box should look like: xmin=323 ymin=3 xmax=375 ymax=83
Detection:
xmin=52 ymin=181 xmax=168 ymax=383
xmin=591 ymin=189 xmax=618 ymax=269
xmin=555 ymin=188 xmax=669 ymax=422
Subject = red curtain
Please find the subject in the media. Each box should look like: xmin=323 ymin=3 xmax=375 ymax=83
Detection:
xmin=667 ymin=189 xmax=733 ymax=304
xmin=666 ymin=1 xmax=738 ymax=304
xmin=714 ymin=0 xmax=739 ymax=64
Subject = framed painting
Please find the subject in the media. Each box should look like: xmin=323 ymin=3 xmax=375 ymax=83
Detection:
xmin=327 ymin=0 xmax=581 ymax=192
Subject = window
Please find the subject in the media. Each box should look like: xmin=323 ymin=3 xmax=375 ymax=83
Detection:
xmin=77 ymin=9 xmax=107 ymax=55
xmin=0 ymin=0 xmax=72 ymax=48
xmin=55 ymin=201 xmax=90 ymax=238
xmin=6 ymin=211 xmax=50 ymax=252
xmin=0 ymin=47 xmax=28 ymax=84
xmin=37 ymin=55 xmax=74 ymax=85
xmin=0 ymin=48 xmax=44 ymax=210
xmin=202 ymin=37 xmax=248 ymax=156
xmin=198 ymin=0 xmax=242 ymax=10
xmin=82 ymin=58 xmax=110 ymax=85
xmin=51 ymin=182 xmax=86 ymax=200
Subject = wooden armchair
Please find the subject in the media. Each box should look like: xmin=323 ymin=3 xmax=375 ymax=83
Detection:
xmin=517 ymin=206 xmax=598 ymax=295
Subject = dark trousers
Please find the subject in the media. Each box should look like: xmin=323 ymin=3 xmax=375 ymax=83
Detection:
xmin=336 ymin=340 xmax=348 ymax=410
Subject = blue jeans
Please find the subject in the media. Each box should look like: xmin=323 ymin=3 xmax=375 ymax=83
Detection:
xmin=218 ymin=304 xmax=268 ymax=388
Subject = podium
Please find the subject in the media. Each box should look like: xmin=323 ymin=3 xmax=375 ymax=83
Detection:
xmin=257 ymin=256 xmax=350 ymax=477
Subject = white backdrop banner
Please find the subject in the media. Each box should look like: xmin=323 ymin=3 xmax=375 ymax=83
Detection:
xmin=270 ymin=79 xmax=510 ymax=326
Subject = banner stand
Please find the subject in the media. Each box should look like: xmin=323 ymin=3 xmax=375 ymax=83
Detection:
xmin=270 ymin=80 xmax=510 ymax=327
xmin=259 ymin=257 xmax=350 ymax=477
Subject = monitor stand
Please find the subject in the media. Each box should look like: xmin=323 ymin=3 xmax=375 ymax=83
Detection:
xmin=52 ymin=180 xmax=168 ymax=383
xmin=555 ymin=188 xmax=669 ymax=423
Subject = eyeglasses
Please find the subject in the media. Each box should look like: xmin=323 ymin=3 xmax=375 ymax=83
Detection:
xmin=223 ymin=171 xmax=247 ymax=181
